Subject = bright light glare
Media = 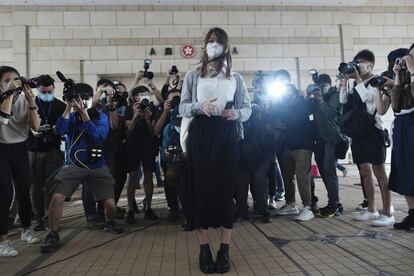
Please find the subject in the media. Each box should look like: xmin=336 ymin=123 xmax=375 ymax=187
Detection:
xmin=266 ymin=81 xmax=287 ymax=100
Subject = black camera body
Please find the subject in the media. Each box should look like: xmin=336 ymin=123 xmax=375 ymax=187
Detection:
xmin=165 ymin=145 xmax=183 ymax=164
xmin=395 ymin=58 xmax=407 ymax=70
xmin=170 ymin=95 xmax=181 ymax=109
xmin=170 ymin=65 xmax=178 ymax=75
xmin=338 ymin=60 xmax=360 ymax=78
xmin=57 ymin=71 xmax=79 ymax=101
xmin=143 ymin=59 xmax=154 ymax=80
xmin=17 ymin=77 xmax=39 ymax=89
xmin=35 ymin=124 xmax=56 ymax=144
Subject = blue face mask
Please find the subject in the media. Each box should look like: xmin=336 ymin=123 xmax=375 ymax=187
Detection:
xmin=38 ymin=93 xmax=54 ymax=102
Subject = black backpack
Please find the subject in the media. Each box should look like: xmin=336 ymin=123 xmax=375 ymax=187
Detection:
xmin=339 ymin=84 xmax=377 ymax=139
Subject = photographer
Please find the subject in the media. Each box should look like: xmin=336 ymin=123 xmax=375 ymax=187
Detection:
xmin=0 ymin=66 xmax=41 ymax=257
xmin=41 ymin=82 xmax=123 ymax=254
xmin=130 ymin=67 xmax=163 ymax=105
xmin=27 ymin=75 xmax=66 ymax=231
xmin=82 ymin=79 xmax=127 ymax=228
xmin=271 ymin=70 xmax=316 ymax=221
xmin=339 ymin=49 xmax=393 ymax=226
xmin=124 ymin=85 xmax=159 ymax=223
xmin=306 ymin=73 xmax=345 ymax=218
xmin=382 ymin=45 xmax=414 ymax=230
xmin=153 ymin=88 xmax=182 ymax=221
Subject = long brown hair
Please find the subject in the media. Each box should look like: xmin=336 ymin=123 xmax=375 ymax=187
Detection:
xmin=199 ymin=27 xmax=232 ymax=78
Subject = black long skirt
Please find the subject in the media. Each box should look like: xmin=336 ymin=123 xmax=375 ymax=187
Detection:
xmin=186 ymin=115 xmax=239 ymax=230
xmin=389 ymin=112 xmax=414 ymax=196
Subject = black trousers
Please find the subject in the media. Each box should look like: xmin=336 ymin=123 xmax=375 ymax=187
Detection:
xmin=0 ymin=142 xmax=32 ymax=235
xmin=235 ymin=152 xmax=274 ymax=218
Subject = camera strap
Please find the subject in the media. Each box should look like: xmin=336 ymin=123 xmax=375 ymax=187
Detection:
xmin=36 ymin=98 xmax=52 ymax=125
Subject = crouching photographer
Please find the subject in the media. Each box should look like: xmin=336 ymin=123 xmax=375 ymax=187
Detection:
xmin=306 ymin=71 xmax=346 ymax=218
xmin=338 ymin=50 xmax=393 ymax=226
xmin=81 ymin=79 xmax=129 ymax=228
xmin=0 ymin=66 xmax=41 ymax=257
xmin=41 ymin=73 xmax=123 ymax=254
xmin=27 ymin=75 xmax=66 ymax=231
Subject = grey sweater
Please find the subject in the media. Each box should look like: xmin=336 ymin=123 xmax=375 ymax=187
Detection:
xmin=179 ymin=70 xmax=252 ymax=139
xmin=0 ymin=94 xmax=29 ymax=144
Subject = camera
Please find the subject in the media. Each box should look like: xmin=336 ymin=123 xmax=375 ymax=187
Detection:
xmin=16 ymin=77 xmax=39 ymax=89
xmin=140 ymin=98 xmax=150 ymax=110
xmin=309 ymin=69 xmax=321 ymax=85
xmin=170 ymin=95 xmax=181 ymax=109
xmin=35 ymin=124 xmax=56 ymax=144
xmin=337 ymin=60 xmax=360 ymax=78
xmin=368 ymin=71 xmax=394 ymax=88
xmin=143 ymin=59 xmax=154 ymax=80
xmin=170 ymin=65 xmax=178 ymax=75
xmin=165 ymin=145 xmax=183 ymax=164
xmin=395 ymin=57 xmax=407 ymax=69
xmin=57 ymin=71 xmax=78 ymax=101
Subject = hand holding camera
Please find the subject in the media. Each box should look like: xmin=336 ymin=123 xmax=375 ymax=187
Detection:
xmin=22 ymin=84 xmax=36 ymax=106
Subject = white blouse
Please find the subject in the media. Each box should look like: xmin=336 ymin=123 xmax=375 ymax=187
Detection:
xmin=196 ymin=72 xmax=236 ymax=116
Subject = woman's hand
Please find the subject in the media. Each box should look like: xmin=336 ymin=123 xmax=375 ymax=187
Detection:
xmin=201 ymin=98 xmax=217 ymax=117
xmin=5 ymin=78 xmax=22 ymax=92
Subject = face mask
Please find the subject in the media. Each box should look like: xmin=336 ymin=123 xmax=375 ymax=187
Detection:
xmin=38 ymin=92 xmax=54 ymax=102
xmin=359 ymin=63 xmax=372 ymax=75
xmin=322 ymin=86 xmax=330 ymax=94
xmin=206 ymin=42 xmax=224 ymax=59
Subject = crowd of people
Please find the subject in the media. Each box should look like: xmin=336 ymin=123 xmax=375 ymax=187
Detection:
xmin=0 ymin=27 xmax=413 ymax=274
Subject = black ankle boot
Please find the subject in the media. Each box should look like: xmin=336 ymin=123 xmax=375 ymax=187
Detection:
xmin=215 ymin=246 xmax=230 ymax=273
xmin=199 ymin=244 xmax=215 ymax=274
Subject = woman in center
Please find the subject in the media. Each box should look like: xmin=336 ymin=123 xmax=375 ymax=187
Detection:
xmin=180 ymin=27 xmax=251 ymax=274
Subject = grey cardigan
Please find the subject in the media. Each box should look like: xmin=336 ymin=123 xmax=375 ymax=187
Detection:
xmin=179 ymin=70 xmax=252 ymax=140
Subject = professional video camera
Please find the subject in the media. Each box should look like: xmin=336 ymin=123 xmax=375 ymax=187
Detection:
xmin=337 ymin=60 xmax=360 ymax=79
xmin=143 ymin=59 xmax=154 ymax=80
xmin=57 ymin=71 xmax=90 ymax=102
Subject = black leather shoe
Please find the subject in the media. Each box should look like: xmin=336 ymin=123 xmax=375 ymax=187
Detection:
xmin=199 ymin=246 xmax=215 ymax=274
xmin=215 ymin=249 xmax=230 ymax=273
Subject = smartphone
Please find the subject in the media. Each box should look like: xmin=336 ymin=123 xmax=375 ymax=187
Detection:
xmin=225 ymin=101 xmax=234 ymax=109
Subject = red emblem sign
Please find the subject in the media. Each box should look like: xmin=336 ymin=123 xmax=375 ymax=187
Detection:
xmin=181 ymin=44 xmax=196 ymax=59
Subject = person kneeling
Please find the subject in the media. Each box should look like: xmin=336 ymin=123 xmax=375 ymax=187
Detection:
xmin=41 ymin=84 xmax=123 ymax=254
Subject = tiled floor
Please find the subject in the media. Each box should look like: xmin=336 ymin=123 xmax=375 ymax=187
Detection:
xmin=1 ymin=165 xmax=414 ymax=276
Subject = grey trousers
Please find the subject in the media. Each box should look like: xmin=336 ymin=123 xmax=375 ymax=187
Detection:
xmin=280 ymin=149 xmax=312 ymax=207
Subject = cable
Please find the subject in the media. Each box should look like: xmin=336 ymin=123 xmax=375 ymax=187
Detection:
xmin=21 ymin=221 xmax=160 ymax=276
xmin=73 ymin=149 xmax=89 ymax=169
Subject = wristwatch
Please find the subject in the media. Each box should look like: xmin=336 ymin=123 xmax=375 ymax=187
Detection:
xmin=28 ymin=106 xmax=38 ymax=111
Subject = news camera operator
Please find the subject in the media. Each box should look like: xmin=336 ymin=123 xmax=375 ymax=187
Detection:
xmin=268 ymin=70 xmax=315 ymax=222
xmin=124 ymin=85 xmax=160 ymax=223
xmin=0 ymin=66 xmax=41 ymax=257
xmin=27 ymin=75 xmax=66 ymax=231
xmin=41 ymin=78 xmax=123 ymax=254
xmin=376 ymin=45 xmax=414 ymax=230
xmin=81 ymin=79 xmax=129 ymax=228
xmin=306 ymin=72 xmax=345 ymax=218
xmin=339 ymin=49 xmax=393 ymax=226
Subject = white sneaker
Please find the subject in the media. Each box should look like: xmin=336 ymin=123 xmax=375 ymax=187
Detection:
xmin=268 ymin=198 xmax=277 ymax=210
xmin=21 ymin=229 xmax=40 ymax=244
xmin=0 ymin=240 xmax=19 ymax=257
xmin=371 ymin=215 xmax=395 ymax=227
xmin=342 ymin=168 xmax=348 ymax=177
xmin=294 ymin=207 xmax=314 ymax=221
xmin=354 ymin=210 xmax=380 ymax=221
xmin=277 ymin=204 xmax=299 ymax=216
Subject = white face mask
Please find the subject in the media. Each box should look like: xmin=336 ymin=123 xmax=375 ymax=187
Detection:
xmin=359 ymin=63 xmax=372 ymax=75
xmin=322 ymin=86 xmax=330 ymax=94
xmin=206 ymin=42 xmax=224 ymax=59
